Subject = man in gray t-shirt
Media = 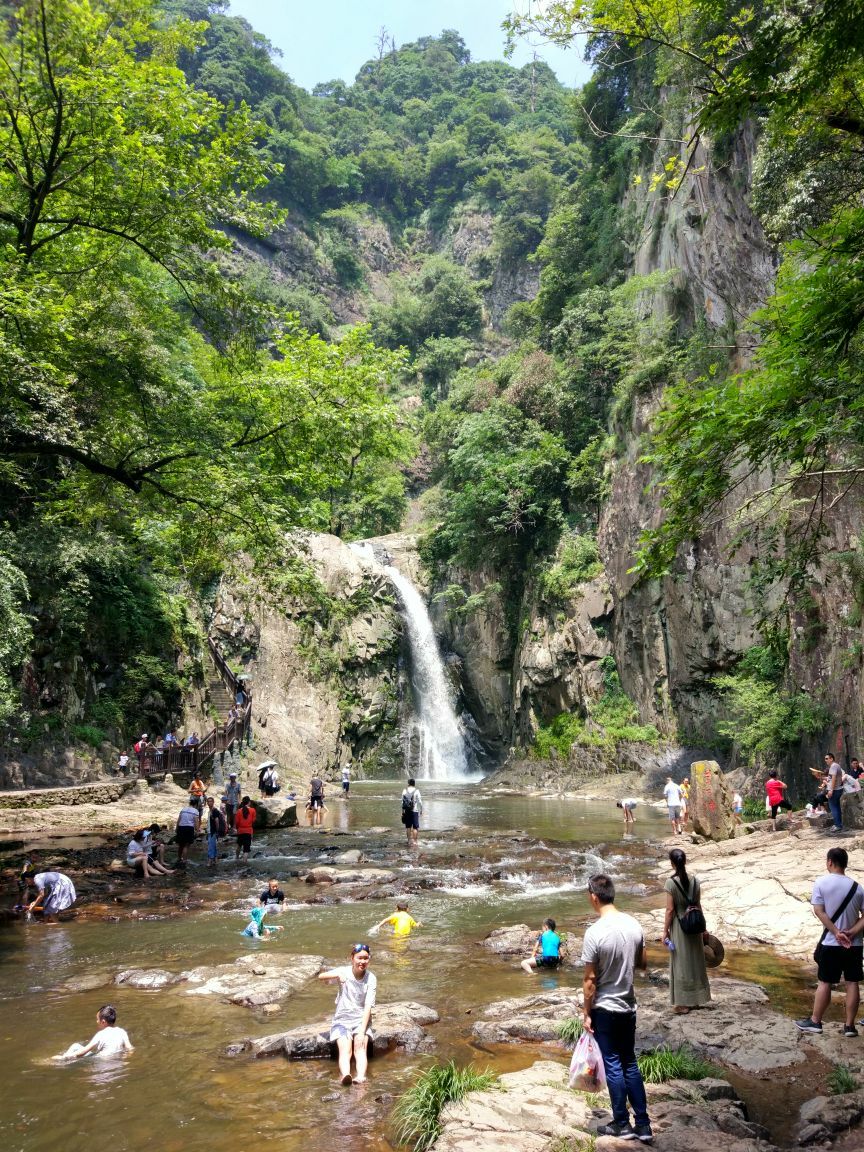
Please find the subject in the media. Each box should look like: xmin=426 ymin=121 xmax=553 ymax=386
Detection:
xmin=580 ymin=873 xmax=652 ymax=1142
xmin=824 ymin=753 xmax=845 ymax=831
xmin=796 ymin=848 xmax=864 ymax=1037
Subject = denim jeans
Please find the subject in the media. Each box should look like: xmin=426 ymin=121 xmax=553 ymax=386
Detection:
xmin=591 ymin=1007 xmax=650 ymax=1127
xmin=207 ymin=833 xmax=219 ymax=861
xmin=828 ymin=792 xmax=843 ymax=830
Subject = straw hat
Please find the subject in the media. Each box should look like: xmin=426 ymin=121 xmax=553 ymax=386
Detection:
xmin=703 ymin=933 xmax=725 ymax=968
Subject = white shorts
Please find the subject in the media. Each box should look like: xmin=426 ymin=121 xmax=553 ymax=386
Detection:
xmin=330 ymin=1023 xmax=370 ymax=1041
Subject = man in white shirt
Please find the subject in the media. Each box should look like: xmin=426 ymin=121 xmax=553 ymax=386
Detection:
xmin=401 ymin=778 xmax=423 ymax=847
xmin=796 ymin=848 xmax=864 ymax=1037
xmin=663 ymin=776 xmax=683 ymax=835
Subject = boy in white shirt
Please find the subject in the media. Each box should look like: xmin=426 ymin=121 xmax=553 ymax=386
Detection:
xmin=54 ymin=1005 xmax=134 ymax=1061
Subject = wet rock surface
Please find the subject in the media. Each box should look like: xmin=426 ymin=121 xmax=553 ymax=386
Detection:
xmin=479 ymin=923 xmax=576 ymax=963
xmin=181 ymin=953 xmax=325 ymax=1007
xmin=115 ymin=967 xmax=184 ymax=990
xmin=228 ymin=1000 xmax=439 ymax=1060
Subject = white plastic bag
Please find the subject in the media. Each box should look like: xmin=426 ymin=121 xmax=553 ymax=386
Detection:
xmin=568 ymin=1030 xmax=607 ymax=1091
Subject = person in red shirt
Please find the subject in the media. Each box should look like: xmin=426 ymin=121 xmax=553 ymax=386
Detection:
xmin=234 ymin=797 xmax=256 ymax=860
xmin=765 ymin=771 xmax=792 ymax=830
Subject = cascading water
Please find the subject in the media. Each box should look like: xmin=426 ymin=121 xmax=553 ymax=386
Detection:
xmin=350 ymin=542 xmax=470 ymax=780
xmin=384 ymin=565 xmax=469 ymax=780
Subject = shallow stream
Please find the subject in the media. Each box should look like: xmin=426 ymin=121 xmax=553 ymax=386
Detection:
xmin=0 ymin=783 xmax=811 ymax=1151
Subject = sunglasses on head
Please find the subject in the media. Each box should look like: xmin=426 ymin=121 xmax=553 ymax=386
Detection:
xmin=351 ymin=943 xmax=370 ymax=955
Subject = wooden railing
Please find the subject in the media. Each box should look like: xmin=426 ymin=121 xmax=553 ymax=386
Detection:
xmin=137 ymin=639 xmax=252 ymax=778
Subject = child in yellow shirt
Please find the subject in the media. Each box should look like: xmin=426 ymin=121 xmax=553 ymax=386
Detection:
xmin=372 ymin=901 xmax=421 ymax=937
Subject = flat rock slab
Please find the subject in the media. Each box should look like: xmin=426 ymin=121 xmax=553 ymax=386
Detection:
xmin=182 ymin=954 xmax=324 ymax=1007
xmin=228 ymin=1000 xmax=439 ymax=1059
xmin=472 ymin=989 xmax=583 ymax=1044
xmin=434 ymin=1060 xmax=778 ymax=1152
xmin=480 ymin=923 xmax=576 ymax=962
xmin=472 ymin=979 xmax=801 ymax=1073
xmin=115 ymin=967 xmax=185 ymax=990
xmin=303 ymin=866 xmax=396 ymax=885
xmin=57 ymin=971 xmax=116 ymax=993
xmin=637 ymin=980 xmax=805 ymax=1073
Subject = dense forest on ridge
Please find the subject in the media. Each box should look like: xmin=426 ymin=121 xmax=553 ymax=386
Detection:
xmin=2 ymin=0 xmax=863 ymax=779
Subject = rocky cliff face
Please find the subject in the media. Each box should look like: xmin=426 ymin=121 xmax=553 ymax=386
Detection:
xmin=599 ymin=127 xmax=777 ymax=741
xmin=601 ymin=126 xmax=864 ymax=776
xmin=427 ymin=125 xmax=864 ymax=779
xmin=431 ymin=564 xmax=615 ymax=756
xmin=210 ymin=533 xmax=403 ymax=786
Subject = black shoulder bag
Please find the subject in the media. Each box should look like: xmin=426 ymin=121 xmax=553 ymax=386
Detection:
xmin=813 ymin=880 xmax=859 ymax=963
xmin=673 ymin=876 xmax=708 ymax=935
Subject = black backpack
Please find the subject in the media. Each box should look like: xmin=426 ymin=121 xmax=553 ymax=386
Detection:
xmin=401 ymin=789 xmax=415 ymax=822
xmin=673 ymin=877 xmax=707 ymax=935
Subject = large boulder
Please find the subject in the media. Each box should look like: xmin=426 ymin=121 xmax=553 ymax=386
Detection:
xmin=798 ymin=1089 xmax=864 ymax=1143
xmin=253 ymin=797 xmax=297 ymax=828
xmin=842 ymin=789 xmax=864 ymax=830
xmin=303 ymin=866 xmax=396 ymax=885
xmin=227 ymin=1000 xmax=439 ymax=1059
xmin=689 ymin=760 xmax=736 ymax=840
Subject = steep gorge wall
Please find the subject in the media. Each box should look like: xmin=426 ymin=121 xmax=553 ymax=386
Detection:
xmin=602 ymin=126 xmax=864 ymax=777
xmin=601 ymin=127 xmax=776 ymax=739
xmin=431 ymin=125 xmax=864 ymax=781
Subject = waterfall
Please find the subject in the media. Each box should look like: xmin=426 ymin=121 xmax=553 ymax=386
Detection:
xmin=384 ymin=566 xmax=469 ymax=781
xmin=350 ymin=542 xmax=471 ymax=780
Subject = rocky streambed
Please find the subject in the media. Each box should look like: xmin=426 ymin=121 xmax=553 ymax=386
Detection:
xmin=1 ymin=781 xmax=862 ymax=1152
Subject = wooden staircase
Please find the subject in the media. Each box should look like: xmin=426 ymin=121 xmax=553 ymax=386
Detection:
xmin=137 ymin=638 xmax=251 ymax=779
xmin=208 ymin=678 xmax=235 ymax=717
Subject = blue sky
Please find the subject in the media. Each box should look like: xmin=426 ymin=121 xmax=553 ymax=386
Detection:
xmin=227 ymin=1 xmax=591 ymax=92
